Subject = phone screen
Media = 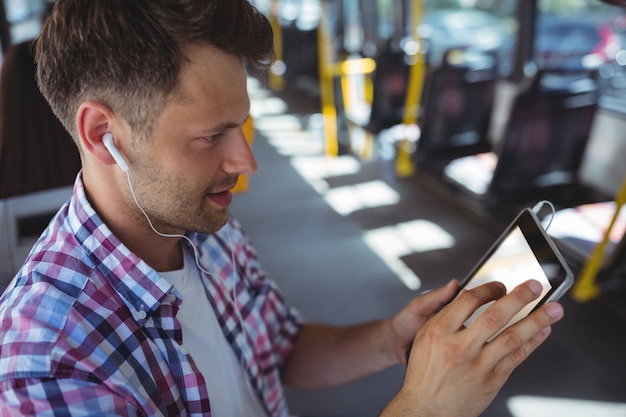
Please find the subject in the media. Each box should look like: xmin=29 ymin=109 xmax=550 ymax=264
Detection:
xmin=458 ymin=209 xmax=572 ymax=340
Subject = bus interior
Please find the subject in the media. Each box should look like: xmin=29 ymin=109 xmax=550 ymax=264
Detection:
xmin=1 ymin=0 xmax=625 ymax=416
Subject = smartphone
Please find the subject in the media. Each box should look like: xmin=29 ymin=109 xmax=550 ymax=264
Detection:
xmin=456 ymin=207 xmax=574 ymax=340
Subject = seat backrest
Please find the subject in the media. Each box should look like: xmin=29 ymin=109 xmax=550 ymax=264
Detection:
xmin=281 ymin=25 xmax=320 ymax=87
xmin=417 ymin=48 xmax=497 ymax=157
xmin=365 ymin=44 xmax=411 ymax=134
xmin=576 ymin=95 xmax=626 ymax=198
xmin=489 ymin=70 xmax=598 ymax=199
xmin=570 ymin=97 xmax=626 ymax=275
xmin=0 ymin=40 xmax=81 ymax=200
xmin=0 ymin=186 xmax=71 ymax=289
xmin=544 ymin=97 xmax=626 ymax=276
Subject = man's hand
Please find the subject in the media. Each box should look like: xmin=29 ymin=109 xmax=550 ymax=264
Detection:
xmin=382 ymin=280 xmax=564 ymax=417
xmin=389 ymin=279 xmax=460 ymax=364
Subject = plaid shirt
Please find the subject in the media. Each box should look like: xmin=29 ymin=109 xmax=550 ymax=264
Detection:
xmin=0 ymin=175 xmax=303 ymax=416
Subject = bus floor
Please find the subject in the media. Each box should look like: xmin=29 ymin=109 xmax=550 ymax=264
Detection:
xmin=230 ymin=78 xmax=626 ymax=417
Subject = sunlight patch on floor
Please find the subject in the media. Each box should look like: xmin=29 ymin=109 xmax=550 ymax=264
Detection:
xmin=508 ymin=395 xmax=626 ymax=417
xmin=363 ymin=220 xmax=456 ymax=290
xmin=290 ymin=154 xmax=361 ymax=180
xmin=323 ymin=180 xmax=401 ymax=216
xmin=266 ymin=131 xmax=325 ymax=157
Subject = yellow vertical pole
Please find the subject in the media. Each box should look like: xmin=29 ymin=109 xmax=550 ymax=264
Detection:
xmin=232 ymin=117 xmax=255 ymax=194
xmin=340 ymin=53 xmax=351 ymax=113
xmin=339 ymin=57 xmax=377 ymax=160
xmin=395 ymin=0 xmax=425 ymax=177
xmin=268 ymin=0 xmax=284 ymax=91
xmin=572 ymin=174 xmax=626 ymax=302
xmin=318 ymin=0 xmax=339 ymax=157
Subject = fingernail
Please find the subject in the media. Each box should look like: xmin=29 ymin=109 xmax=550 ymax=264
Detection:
xmin=540 ymin=326 xmax=552 ymax=336
xmin=528 ymin=280 xmax=543 ymax=296
xmin=546 ymin=303 xmax=563 ymax=319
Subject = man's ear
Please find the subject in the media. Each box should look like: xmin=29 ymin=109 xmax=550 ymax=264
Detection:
xmin=76 ymin=100 xmax=123 ymax=167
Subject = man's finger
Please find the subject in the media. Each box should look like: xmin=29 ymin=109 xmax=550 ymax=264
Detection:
xmin=467 ymin=280 xmax=544 ymax=343
xmin=438 ymin=281 xmax=507 ymax=334
xmin=485 ymin=301 xmax=564 ymax=371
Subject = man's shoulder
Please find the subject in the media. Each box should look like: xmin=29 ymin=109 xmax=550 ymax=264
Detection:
xmin=0 ymin=261 xmax=131 ymax=383
xmin=0 ymin=277 xmax=84 ymax=380
xmin=0 ymin=222 xmax=105 ymax=381
xmin=18 ymin=230 xmax=96 ymax=300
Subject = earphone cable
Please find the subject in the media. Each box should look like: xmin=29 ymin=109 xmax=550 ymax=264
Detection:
xmin=532 ymin=199 xmax=556 ymax=231
xmin=124 ymin=170 xmax=251 ymax=370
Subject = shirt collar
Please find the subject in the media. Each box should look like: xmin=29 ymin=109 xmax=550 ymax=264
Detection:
xmin=67 ymin=173 xmax=175 ymax=323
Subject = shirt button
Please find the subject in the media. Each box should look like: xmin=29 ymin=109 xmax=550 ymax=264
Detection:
xmin=166 ymin=293 xmax=176 ymax=303
xmin=137 ymin=310 xmax=147 ymax=320
xmin=180 ymin=345 xmax=189 ymax=355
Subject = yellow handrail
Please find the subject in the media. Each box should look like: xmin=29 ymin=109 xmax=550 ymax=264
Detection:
xmin=572 ymin=173 xmax=626 ymax=302
xmin=232 ymin=117 xmax=256 ymax=194
xmin=268 ymin=0 xmax=284 ymax=91
xmin=341 ymin=56 xmax=377 ymax=159
xmin=396 ymin=0 xmax=425 ymax=177
xmin=339 ymin=57 xmax=377 ymax=116
xmin=318 ymin=1 xmax=395 ymax=158
xmin=317 ymin=0 xmax=339 ymax=157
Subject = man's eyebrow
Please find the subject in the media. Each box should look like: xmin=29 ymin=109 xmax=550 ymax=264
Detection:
xmin=211 ymin=115 xmax=250 ymax=131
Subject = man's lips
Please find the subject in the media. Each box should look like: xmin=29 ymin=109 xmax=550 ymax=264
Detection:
xmin=207 ymin=188 xmax=233 ymax=208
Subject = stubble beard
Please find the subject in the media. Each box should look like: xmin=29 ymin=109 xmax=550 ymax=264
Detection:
xmin=128 ymin=167 xmax=236 ymax=237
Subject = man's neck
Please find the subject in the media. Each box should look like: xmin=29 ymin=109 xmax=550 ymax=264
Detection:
xmin=82 ymin=170 xmax=185 ymax=272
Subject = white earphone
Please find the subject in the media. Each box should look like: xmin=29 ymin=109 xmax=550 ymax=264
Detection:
xmin=102 ymin=132 xmax=129 ymax=172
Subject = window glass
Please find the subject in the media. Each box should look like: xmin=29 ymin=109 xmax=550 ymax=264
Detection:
xmin=4 ymin=0 xmax=46 ymax=44
xmin=418 ymin=0 xmax=518 ymax=70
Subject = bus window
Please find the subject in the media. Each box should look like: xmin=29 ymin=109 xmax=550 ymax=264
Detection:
xmin=535 ymin=0 xmax=621 ymax=72
xmin=3 ymin=0 xmax=46 ymax=45
xmin=419 ymin=0 xmax=517 ymax=75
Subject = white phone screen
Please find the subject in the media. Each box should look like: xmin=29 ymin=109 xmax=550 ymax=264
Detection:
xmin=462 ymin=226 xmax=553 ymax=339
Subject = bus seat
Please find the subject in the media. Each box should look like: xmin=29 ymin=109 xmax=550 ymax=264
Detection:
xmin=576 ymin=95 xmax=626 ymax=198
xmin=442 ymin=69 xmax=598 ymax=213
xmin=360 ymin=45 xmax=411 ymax=135
xmin=540 ymin=96 xmax=626 ymax=297
xmin=0 ymin=41 xmax=81 ymax=200
xmin=345 ymin=44 xmax=497 ymax=164
xmin=415 ymin=48 xmax=497 ymax=168
xmin=281 ymin=25 xmax=320 ymax=95
xmin=0 ymin=186 xmax=72 ymax=291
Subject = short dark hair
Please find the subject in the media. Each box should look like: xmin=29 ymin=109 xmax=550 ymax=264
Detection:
xmin=35 ymin=0 xmax=274 ymax=142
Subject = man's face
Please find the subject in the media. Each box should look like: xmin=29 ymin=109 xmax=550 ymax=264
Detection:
xmin=126 ymin=44 xmax=256 ymax=235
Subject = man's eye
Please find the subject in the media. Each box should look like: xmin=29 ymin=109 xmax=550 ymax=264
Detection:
xmin=205 ymin=133 xmax=224 ymax=143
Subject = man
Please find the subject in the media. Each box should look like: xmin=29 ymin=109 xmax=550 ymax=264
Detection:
xmin=0 ymin=1 xmax=564 ymax=416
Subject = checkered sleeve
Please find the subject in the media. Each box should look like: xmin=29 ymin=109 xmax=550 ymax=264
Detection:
xmin=230 ymin=219 xmax=305 ymax=364
xmin=0 ymin=378 xmax=144 ymax=416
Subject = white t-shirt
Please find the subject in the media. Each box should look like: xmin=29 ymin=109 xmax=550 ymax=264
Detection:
xmin=160 ymin=247 xmax=268 ymax=417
